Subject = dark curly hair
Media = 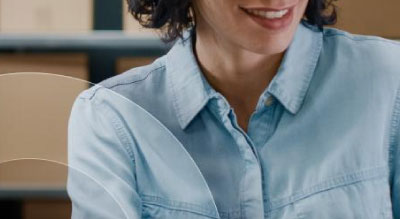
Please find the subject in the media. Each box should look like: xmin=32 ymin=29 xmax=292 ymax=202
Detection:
xmin=127 ymin=0 xmax=337 ymax=43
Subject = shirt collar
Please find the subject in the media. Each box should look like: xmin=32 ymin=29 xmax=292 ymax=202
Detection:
xmin=166 ymin=28 xmax=212 ymax=130
xmin=166 ymin=19 xmax=323 ymax=130
xmin=265 ymin=20 xmax=323 ymax=115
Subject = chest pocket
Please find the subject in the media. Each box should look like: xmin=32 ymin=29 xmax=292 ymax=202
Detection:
xmin=292 ymin=166 xmax=393 ymax=219
xmin=140 ymin=195 xmax=218 ymax=219
xmin=264 ymin=166 xmax=392 ymax=219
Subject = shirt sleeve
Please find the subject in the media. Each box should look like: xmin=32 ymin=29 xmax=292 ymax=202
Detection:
xmin=66 ymin=90 xmax=141 ymax=219
xmin=391 ymin=87 xmax=400 ymax=219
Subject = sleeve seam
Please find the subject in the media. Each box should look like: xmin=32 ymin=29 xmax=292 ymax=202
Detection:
xmin=388 ymin=82 xmax=400 ymax=184
xmin=68 ymin=97 xmax=141 ymax=218
xmin=92 ymin=98 xmax=137 ymax=164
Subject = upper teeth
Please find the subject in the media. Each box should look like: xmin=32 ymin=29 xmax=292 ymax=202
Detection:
xmin=245 ymin=9 xmax=289 ymax=19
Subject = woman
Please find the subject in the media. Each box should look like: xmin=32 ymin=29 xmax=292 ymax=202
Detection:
xmin=67 ymin=0 xmax=400 ymax=218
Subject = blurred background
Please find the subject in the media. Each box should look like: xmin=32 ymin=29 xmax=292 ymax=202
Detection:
xmin=0 ymin=0 xmax=398 ymax=218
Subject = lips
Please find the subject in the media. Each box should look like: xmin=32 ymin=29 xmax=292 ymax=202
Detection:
xmin=240 ymin=6 xmax=295 ymax=31
xmin=243 ymin=8 xmax=289 ymax=19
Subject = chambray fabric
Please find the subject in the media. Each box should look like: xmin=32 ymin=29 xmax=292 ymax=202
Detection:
xmin=67 ymin=19 xmax=400 ymax=219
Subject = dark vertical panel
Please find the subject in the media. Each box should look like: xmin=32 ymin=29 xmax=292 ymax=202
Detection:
xmin=0 ymin=200 xmax=22 ymax=219
xmin=91 ymin=0 xmax=123 ymax=83
xmin=94 ymin=0 xmax=123 ymax=30
xmin=88 ymin=50 xmax=119 ymax=84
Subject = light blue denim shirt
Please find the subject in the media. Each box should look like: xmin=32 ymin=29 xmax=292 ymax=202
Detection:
xmin=67 ymin=19 xmax=400 ymax=219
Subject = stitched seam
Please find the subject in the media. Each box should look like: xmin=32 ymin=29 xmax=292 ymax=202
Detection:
xmin=106 ymin=65 xmax=166 ymax=90
xmin=96 ymin=98 xmax=143 ymax=198
xmin=86 ymin=65 xmax=166 ymax=100
xmin=93 ymin=99 xmax=136 ymax=164
xmin=264 ymin=165 xmax=387 ymax=213
xmin=388 ymin=82 xmax=400 ymax=187
xmin=107 ymin=76 xmax=220 ymax=218
xmin=293 ymin=30 xmax=323 ymax=112
xmin=142 ymin=202 xmax=217 ymax=219
xmin=219 ymin=211 xmax=241 ymax=219
xmin=175 ymin=72 xmax=210 ymax=129
xmin=77 ymin=98 xmax=139 ymax=219
xmin=169 ymin=67 xmax=186 ymax=128
xmin=323 ymin=32 xmax=400 ymax=47
xmin=141 ymin=194 xmax=218 ymax=218
xmin=78 ymin=85 xmax=102 ymax=100
xmin=91 ymin=98 xmax=140 ymax=196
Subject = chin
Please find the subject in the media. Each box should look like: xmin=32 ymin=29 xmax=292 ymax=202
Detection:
xmin=244 ymin=36 xmax=291 ymax=55
xmin=240 ymin=18 xmax=300 ymax=55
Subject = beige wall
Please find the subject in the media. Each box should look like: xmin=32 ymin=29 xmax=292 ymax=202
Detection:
xmin=116 ymin=56 xmax=157 ymax=74
xmin=0 ymin=0 xmax=93 ymax=32
xmin=333 ymin=0 xmax=400 ymax=38
xmin=0 ymin=54 xmax=89 ymax=189
xmin=0 ymin=54 xmax=89 ymax=80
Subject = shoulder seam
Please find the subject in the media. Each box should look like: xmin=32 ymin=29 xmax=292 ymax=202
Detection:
xmin=323 ymin=32 xmax=400 ymax=47
xmin=106 ymin=65 xmax=166 ymax=90
xmin=85 ymin=65 xmax=166 ymax=100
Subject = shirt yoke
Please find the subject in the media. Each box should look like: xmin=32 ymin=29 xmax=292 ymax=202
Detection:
xmin=77 ymin=56 xmax=167 ymax=101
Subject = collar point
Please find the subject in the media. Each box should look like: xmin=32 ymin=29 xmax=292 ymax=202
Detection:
xmin=178 ymin=118 xmax=191 ymax=130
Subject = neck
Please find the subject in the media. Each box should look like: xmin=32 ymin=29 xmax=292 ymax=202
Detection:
xmin=193 ymin=25 xmax=284 ymax=112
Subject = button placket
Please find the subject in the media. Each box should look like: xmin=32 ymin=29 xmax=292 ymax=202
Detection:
xmin=247 ymin=94 xmax=275 ymax=147
xmin=207 ymin=95 xmax=229 ymax=123
xmin=250 ymin=99 xmax=278 ymax=148
xmin=217 ymin=99 xmax=229 ymax=115
xmin=209 ymin=92 xmax=264 ymax=218
xmin=225 ymin=109 xmax=264 ymax=219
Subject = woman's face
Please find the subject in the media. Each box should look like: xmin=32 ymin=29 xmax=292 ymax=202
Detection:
xmin=192 ymin=0 xmax=309 ymax=55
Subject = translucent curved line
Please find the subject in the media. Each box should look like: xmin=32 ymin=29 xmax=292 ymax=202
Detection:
xmin=0 ymin=72 xmax=96 ymax=86
xmin=0 ymin=157 xmax=131 ymax=219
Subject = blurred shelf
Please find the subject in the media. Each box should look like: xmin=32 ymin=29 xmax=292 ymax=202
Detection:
xmin=0 ymin=187 xmax=68 ymax=200
xmin=1 ymin=31 xmax=395 ymax=51
xmin=0 ymin=31 xmax=172 ymax=51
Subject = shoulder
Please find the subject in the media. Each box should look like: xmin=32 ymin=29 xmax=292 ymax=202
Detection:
xmin=322 ymin=26 xmax=400 ymax=48
xmin=318 ymin=26 xmax=400 ymax=92
xmin=321 ymin=26 xmax=400 ymax=70
xmin=77 ymin=55 xmax=168 ymax=103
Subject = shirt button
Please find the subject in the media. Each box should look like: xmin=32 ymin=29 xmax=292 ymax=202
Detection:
xmin=216 ymin=99 xmax=226 ymax=109
xmin=264 ymin=96 xmax=274 ymax=106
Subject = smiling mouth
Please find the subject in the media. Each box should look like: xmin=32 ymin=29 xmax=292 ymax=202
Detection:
xmin=239 ymin=5 xmax=295 ymax=30
xmin=241 ymin=8 xmax=290 ymax=19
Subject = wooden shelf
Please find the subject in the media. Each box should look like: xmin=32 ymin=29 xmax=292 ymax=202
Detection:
xmin=0 ymin=31 xmax=172 ymax=51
